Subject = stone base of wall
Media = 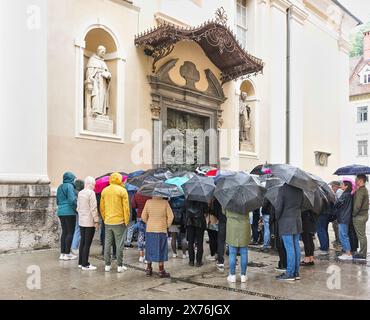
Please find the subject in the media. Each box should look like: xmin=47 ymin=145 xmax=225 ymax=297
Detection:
xmin=0 ymin=183 xmax=59 ymax=254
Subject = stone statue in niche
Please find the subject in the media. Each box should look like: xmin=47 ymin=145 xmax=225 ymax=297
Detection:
xmin=84 ymin=45 xmax=114 ymax=134
xmin=239 ymin=92 xmax=254 ymax=152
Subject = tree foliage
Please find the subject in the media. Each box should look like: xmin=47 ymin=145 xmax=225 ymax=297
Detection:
xmin=350 ymin=21 xmax=370 ymax=58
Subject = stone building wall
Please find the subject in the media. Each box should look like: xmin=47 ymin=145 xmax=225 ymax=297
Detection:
xmin=0 ymin=184 xmax=59 ymax=254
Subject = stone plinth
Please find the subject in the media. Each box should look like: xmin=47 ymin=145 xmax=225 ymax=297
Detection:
xmin=0 ymin=183 xmax=59 ymax=254
xmin=240 ymin=141 xmax=255 ymax=153
xmin=85 ymin=115 xmax=114 ymax=134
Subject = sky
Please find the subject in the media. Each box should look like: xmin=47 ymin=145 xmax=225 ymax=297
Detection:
xmin=339 ymin=0 xmax=370 ymax=24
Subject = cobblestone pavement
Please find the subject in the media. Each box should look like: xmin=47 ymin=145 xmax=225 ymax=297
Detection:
xmin=1 ymin=238 xmax=369 ymax=300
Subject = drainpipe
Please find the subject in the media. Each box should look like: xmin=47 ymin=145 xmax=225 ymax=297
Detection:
xmin=286 ymin=6 xmax=292 ymax=165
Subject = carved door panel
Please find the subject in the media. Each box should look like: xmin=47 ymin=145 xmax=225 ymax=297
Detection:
xmin=166 ymin=108 xmax=208 ymax=171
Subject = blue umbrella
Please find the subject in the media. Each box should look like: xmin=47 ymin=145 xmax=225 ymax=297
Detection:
xmin=128 ymin=170 xmax=145 ymax=179
xmin=165 ymin=176 xmax=189 ymax=191
xmin=334 ymin=165 xmax=370 ymax=176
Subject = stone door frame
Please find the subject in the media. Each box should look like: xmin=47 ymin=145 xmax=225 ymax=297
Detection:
xmin=148 ymin=59 xmax=227 ymax=168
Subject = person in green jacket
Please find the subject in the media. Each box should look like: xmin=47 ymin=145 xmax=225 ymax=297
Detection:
xmin=56 ymin=172 xmax=78 ymax=261
xmin=352 ymin=174 xmax=369 ymax=260
xmin=226 ymin=210 xmax=251 ymax=283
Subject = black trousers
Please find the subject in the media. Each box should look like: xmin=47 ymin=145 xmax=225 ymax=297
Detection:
xmin=207 ymin=229 xmax=218 ymax=257
xmin=59 ymin=216 xmax=76 ymax=254
xmin=187 ymin=226 xmax=205 ymax=264
xmin=301 ymin=232 xmax=315 ymax=257
xmin=79 ymin=227 xmax=96 ymax=267
xmin=217 ymin=221 xmax=226 ymax=264
xmin=252 ymin=211 xmax=260 ymax=243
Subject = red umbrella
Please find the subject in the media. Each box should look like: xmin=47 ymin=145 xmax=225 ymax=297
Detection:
xmin=206 ymin=169 xmax=219 ymax=177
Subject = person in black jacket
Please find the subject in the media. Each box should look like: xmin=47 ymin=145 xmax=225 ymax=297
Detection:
xmin=275 ymin=183 xmax=304 ymax=282
xmin=185 ymin=200 xmax=208 ymax=267
xmin=336 ymin=181 xmax=354 ymax=261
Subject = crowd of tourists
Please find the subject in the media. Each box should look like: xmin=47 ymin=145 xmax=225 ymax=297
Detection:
xmin=55 ymin=165 xmax=369 ymax=283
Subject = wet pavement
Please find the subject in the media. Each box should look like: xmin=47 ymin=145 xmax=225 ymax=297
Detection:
xmin=1 ymin=238 xmax=369 ymax=300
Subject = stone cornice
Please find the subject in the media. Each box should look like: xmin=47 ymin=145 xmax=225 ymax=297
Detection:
xmin=290 ymin=5 xmax=308 ymax=25
xmin=270 ymin=0 xmax=292 ymax=13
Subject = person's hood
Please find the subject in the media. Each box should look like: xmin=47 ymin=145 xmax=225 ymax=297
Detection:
xmin=109 ymin=172 xmax=123 ymax=186
xmin=63 ymin=172 xmax=76 ymax=184
xmin=84 ymin=176 xmax=96 ymax=191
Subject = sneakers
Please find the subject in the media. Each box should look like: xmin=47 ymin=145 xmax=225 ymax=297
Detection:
xmin=60 ymin=254 xmax=78 ymax=261
xmin=105 ymin=265 xmax=111 ymax=272
xmin=295 ymin=273 xmax=301 ymax=280
xmin=82 ymin=265 xmax=97 ymax=271
xmin=206 ymin=255 xmax=216 ymax=261
xmin=189 ymin=261 xmax=195 ymax=267
xmin=196 ymin=262 xmax=203 ymax=267
xmin=59 ymin=254 xmax=65 ymax=260
xmin=172 ymin=253 xmax=178 ymax=258
xmin=78 ymin=265 xmax=82 ymax=269
xmin=139 ymin=256 xmax=145 ymax=263
xmin=241 ymin=275 xmax=248 ymax=283
xmin=216 ymin=263 xmax=225 ymax=272
xmin=71 ymin=249 xmax=79 ymax=255
xmin=227 ymin=275 xmax=236 ymax=283
xmin=276 ymin=273 xmax=296 ymax=282
xmin=274 ymin=267 xmax=287 ymax=272
xmin=117 ymin=265 xmax=128 ymax=273
xmin=159 ymin=270 xmax=170 ymax=278
xmin=353 ymin=254 xmax=367 ymax=261
xmin=259 ymin=247 xmax=270 ymax=253
xmin=182 ymin=253 xmax=188 ymax=259
xmin=338 ymin=254 xmax=353 ymax=261
xmin=317 ymin=250 xmax=329 ymax=256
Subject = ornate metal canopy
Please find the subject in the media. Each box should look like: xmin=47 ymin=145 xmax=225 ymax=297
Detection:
xmin=134 ymin=7 xmax=264 ymax=84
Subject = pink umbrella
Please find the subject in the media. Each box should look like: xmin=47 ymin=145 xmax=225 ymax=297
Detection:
xmin=95 ymin=176 xmax=110 ymax=194
xmin=95 ymin=174 xmax=128 ymax=194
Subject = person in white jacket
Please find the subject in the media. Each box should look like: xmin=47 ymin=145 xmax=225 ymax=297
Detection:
xmin=77 ymin=176 xmax=99 ymax=271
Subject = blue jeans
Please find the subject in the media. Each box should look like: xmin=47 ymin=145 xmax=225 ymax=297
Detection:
xmin=71 ymin=223 xmax=81 ymax=250
xmin=263 ymin=215 xmax=270 ymax=248
xmin=281 ymin=234 xmax=300 ymax=277
xmin=229 ymin=246 xmax=248 ymax=276
xmin=316 ymin=214 xmax=329 ymax=251
xmin=339 ymin=223 xmax=351 ymax=252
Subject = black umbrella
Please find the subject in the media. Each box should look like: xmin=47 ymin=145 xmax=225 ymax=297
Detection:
xmin=302 ymin=188 xmax=329 ymax=215
xmin=138 ymin=182 xmax=183 ymax=198
xmin=270 ymin=164 xmax=318 ymax=193
xmin=308 ymin=173 xmax=336 ymax=204
xmin=250 ymin=164 xmax=272 ymax=176
xmin=127 ymin=172 xmax=162 ymax=188
xmin=264 ymin=176 xmax=284 ymax=209
xmin=182 ymin=175 xmax=216 ymax=203
xmin=214 ymin=172 xmax=266 ymax=214
xmin=334 ymin=164 xmax=370 ymax=176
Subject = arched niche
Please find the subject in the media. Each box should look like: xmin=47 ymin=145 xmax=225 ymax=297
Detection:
xmin=237 ymin=79 xmax=259 ymax=157
xmin=75 ymin=24 xmax=126 ymax=143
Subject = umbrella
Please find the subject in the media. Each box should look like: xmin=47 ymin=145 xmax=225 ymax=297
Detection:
xmin=137 ymin=182 xmax=183 ymax=198
xmin=195 ymin=166 xmax=218 ymax=176
xmin=308 ymin=173 xmax=336 ymax=204
xmin=165 ymin=176 xmax=189 ymax=190
xmin=206 ymin=169 xmax=219 ymax=177
xmin=214 ymin=170 xmax=236 ymax=184
xmin=171 ymin=171 xmax=196 ymax=180
xmin=264 ymin=176 xmax=284 ymax=208
xmin=270 ymin=164 xmax=318 ymax=193
xmin=127 ymin=170 xmax=163 ymax=188
xmin=128 ymin=170 xmax=145 ymax=179
xmin=250 ymin=164 xmax=272 ymax=176
xmin=182 ymin=175 xmax=216 ymax=203
xmin=214 ymin=172 xmax=266 ymax=213
xmin=95 ymin=176 xmax=110 ymax=194
xmin=334 ymin=164 xmax=370 ymax=176
xmin=302 ymin=188 xmax=329 ymax=215
xmin=96 ymin=172 xmax=128 ymax=180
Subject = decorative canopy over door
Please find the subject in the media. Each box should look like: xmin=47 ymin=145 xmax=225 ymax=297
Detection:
xmin=134 ymin=7 xmax=264 ymax=84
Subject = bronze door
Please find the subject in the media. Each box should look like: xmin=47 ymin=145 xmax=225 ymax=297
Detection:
xmin=166 ymin=108 xmax=209 ymax=171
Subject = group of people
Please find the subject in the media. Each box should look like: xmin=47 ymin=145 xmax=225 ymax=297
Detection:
xmin=56 ymin=171 xmax=369 ymax=283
